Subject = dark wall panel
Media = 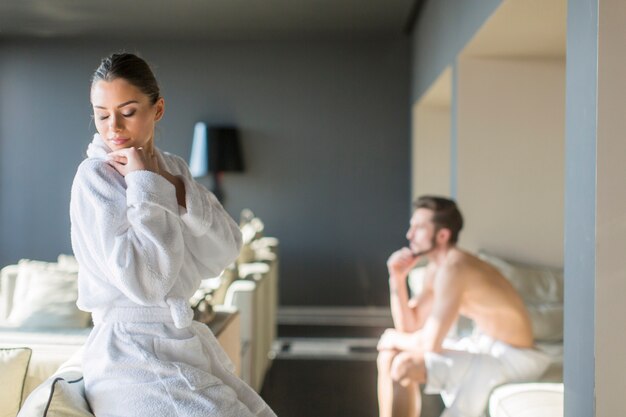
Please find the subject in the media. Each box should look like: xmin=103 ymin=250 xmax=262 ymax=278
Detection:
xmin=0 ymin=38 xmax=410 ymax=307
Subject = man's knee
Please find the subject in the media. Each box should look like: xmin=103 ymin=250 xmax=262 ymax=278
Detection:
xmin=391 ymin=351 xmax=427 ymax=384
xmin=377 ymin=349 xmax=397 ymax=373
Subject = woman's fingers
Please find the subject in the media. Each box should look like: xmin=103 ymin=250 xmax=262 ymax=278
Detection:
xmin=106 ymin=153 xmax=128 ymax=164
xmin=106 ymin=146 xmax=158 ymax=175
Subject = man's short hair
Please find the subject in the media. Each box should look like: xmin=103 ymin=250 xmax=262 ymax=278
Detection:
xmin=413 ymin=196 xmax=464 ymax=244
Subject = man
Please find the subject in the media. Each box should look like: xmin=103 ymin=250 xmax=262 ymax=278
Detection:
xmin=377 ymin=196 xmax=549 ymax=417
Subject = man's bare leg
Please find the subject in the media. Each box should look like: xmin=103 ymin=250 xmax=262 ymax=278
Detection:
xmin=379 ymin=349 xmax=426 ymax=417
xmin=391 ymin=380 xmax=420 ymax=417
xmin=390 ymin=351 xmax=427 ymax=417
xmin=378 ymin=349 xmax=397 ymax=417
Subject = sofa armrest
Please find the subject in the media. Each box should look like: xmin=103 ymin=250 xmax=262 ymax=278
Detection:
xmin=209 ymin=305 xmax=241 ymax=377
xmin=224 ymin=280 xmax=258 ymax=388
xmin=488 ymin=383 xmax=563 ymax=417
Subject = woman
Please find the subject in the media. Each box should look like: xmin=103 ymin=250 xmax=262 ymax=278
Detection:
xmin=70 ymin=53 xmax=275 ymax=417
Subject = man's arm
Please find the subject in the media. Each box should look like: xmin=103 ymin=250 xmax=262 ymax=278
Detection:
xmin=418 ymin=263 xmax=464 ymax=353
xmin=387 ymin=248 xmax=423 ymax=332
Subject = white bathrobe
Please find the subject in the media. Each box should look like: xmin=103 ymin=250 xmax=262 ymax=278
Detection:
xmin=70 ymin=134 xmax=276 ymax=417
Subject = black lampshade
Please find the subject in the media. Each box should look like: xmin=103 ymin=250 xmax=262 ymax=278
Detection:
xmin=208 ymin=127 xmax=244 ymax=173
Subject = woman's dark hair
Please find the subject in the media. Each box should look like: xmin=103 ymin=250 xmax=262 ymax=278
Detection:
xmin=91 ymin=53 xmax=160 ymax=104
xmin=413 ymin=195 xmax=464 ymax=244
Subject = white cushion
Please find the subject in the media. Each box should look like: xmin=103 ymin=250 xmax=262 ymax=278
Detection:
xmin=0 ymin=265 xmax=20 ymax=321
xmin=489 ymin=383 xmax=563 ymax=417
xmin=4 ymin=260 xmax=90 ymax=329
xmin=478 ymin=252 xmax=563 ymax=304
xmin=56 ymin=254 xmax=79 ymax=272
xmin=0 ymin=347 xmax=32 ymax=417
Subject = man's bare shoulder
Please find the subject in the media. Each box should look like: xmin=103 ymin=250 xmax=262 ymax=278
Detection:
xmin=444 ymin=249 xmax=502 ymax=277
xmin=433 ymin=248 xmax=498 ymax=289
xmin=440 ymin=248 xmax=473 ymax=274
xmin=431 ymin=250 xmax=468 ymax=291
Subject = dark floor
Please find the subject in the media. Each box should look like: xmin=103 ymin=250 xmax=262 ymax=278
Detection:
xmin=261 ymin=358 xmax=379 ymax=417
xmin=260 ymin=324 xmax=380 ymax=416
xmin=259 ymin=324 xmax=444 ymax=417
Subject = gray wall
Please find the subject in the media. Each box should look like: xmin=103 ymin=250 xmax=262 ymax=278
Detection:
xmin=0 ymin=38 xmax=410 ymax=307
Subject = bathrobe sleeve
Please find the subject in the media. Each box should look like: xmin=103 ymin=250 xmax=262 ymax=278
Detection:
xmin=170 ymin=154 xmax=243 ymax=278
xmin=71 ymin=159 xmax=185 ymax=305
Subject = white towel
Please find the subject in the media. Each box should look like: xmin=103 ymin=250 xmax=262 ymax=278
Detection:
xmin=424 ymin=334 xmax=551 ymax=417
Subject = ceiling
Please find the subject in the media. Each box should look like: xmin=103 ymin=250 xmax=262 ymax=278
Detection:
xmin=0 ymin=0 xmax=415 ymax=40
xmin=461 ymin=0 xmax=566 ymax=59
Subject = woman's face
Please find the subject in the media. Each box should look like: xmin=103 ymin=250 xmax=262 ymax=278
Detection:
xmin=90 ymin=78 xmax=164 ymax=151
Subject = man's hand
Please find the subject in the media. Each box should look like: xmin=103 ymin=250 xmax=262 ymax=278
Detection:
xmin=390 ymin=351 xmax=426 ymax=387
xmin=377 ymin=328 xmax=420 ymax=352
xmin=387 ymin=247 xmax=421 ymax=280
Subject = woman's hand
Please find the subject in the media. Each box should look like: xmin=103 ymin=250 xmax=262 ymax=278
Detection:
xmin=107 ymin=147 xmax=186 ymax=208
xmin=106 ymin=147 xmax=159 ymax=176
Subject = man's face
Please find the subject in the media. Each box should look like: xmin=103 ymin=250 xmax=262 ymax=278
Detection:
xmin=406 ymin=208 xmax=438 ymax=256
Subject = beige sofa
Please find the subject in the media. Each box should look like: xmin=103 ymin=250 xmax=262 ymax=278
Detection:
xmin=0 ymin=258 xmax=241 ymax=417
xmin=408 ymin=252 xmax=564 ymax=417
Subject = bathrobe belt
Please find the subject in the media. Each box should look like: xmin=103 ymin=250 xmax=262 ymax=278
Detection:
xmin=92 ymin=298 xmax=194 ymax=329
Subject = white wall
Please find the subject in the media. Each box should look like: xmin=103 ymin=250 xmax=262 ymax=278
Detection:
xmin=412 ymin=105 xmax=451 ymax=199
xmin=412 ymin=68 xmax=452 ymax=200
xmin=456 ymin=57 xmax=565 ymax=267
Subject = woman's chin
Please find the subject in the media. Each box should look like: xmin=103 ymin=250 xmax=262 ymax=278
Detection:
xmin=108 ymin=141 xmax=134 ymax=150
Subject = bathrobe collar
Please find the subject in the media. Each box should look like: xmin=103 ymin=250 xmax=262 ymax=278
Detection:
xmin=86 ymin=134 xmax=165 ymax=166
xmin=86 ymin=134 xmax=112 ymax=159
